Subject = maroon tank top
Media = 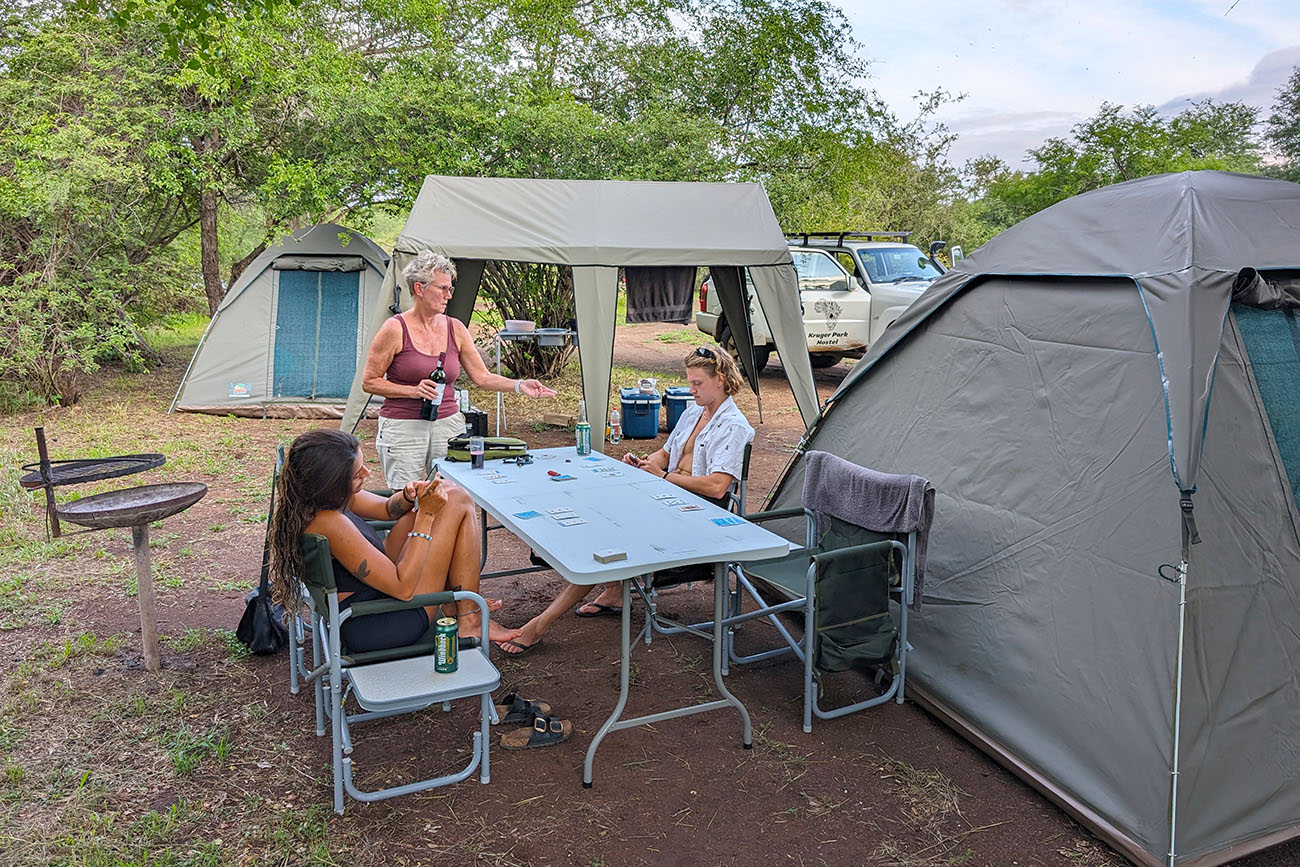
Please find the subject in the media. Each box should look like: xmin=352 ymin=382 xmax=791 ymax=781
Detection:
xmin=378 ymin=315 xmax=462 ymax=420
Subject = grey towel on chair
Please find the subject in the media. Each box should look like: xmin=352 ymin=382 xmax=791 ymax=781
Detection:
xmin=803 ymin=450 xmax=934 ymax=607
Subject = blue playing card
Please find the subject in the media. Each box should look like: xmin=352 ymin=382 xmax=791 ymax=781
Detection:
xmin=514 ymin=510 xmax=543 ymax=519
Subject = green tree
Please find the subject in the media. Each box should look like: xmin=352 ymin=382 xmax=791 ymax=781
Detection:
xmin=1266 ymin=66 xmax=1300 ymax=182
xmin=967 ymin=100 xmax=1263 ymax=243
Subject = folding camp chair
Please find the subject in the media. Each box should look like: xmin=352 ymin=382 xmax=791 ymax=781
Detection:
xmin=295 ymin=532 xmax=500 ymax=814
xmin=633 ymin=443 xmax=752 ymax=665
xmin=726 ymin=455 xmax=927 ymax=732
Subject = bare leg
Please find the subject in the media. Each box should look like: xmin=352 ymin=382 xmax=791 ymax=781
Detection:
xmin=387 ymin=490 xmax=520 ymax=644
xmin=499 ymin=581 xmax=594 ymax=654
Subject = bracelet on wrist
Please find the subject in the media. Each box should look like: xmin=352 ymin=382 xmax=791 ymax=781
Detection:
xmin=408 ymin=531 xmax=434 ymax=542
xmin=663 ymin=468 xmax=670 ymax=478
xmin=402 ymin=488 xmax=415 ymax=504
xmin=514 ymin=379 xmax=523 ymax=394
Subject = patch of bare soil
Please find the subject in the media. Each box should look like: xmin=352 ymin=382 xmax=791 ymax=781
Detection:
xmin=2 ymin=321 xmax=1294 ymax=866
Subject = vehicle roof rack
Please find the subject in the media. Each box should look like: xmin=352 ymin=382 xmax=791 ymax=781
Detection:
xmin=785 ymin=231 xmax=912 ymax=246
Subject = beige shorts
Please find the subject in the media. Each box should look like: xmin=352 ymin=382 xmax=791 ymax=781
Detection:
xmin=375 ymin=412 xmax=466 ymax=488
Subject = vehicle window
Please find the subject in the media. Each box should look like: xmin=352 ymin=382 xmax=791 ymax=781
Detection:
xmin=791 ymin=251 xmax=849 ymax=291
xmin=858 ymin=247 xmax=942 ymax=284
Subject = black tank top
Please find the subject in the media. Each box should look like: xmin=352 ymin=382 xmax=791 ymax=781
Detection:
xmin=332 ymin=511 xmax=389 ymax=604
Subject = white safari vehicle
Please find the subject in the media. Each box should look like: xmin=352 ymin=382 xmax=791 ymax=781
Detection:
xmin=695 ymin=232 xmax=949 ymax=371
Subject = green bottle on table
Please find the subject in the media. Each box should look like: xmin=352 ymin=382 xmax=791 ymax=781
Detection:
xmin=576 ymin=399 xmax=591 ymax=455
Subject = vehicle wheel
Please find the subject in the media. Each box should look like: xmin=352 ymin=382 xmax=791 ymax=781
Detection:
xmin=719 ymin=324 xmax=771 ymax=374
xmin=809 ymin=353 xmax=843 ymax=369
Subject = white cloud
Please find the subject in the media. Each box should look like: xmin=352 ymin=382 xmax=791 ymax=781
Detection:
xmin=837 ymin=0 xmax=1300 ymax=164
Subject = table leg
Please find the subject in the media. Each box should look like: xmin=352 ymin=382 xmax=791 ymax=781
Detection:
xmin=713 ymin=562 xmax=751 ymax=748
xmin=583 ymin=579 xmax=632 ymax=788
xmin=132 ymin=524 xmax=161 ymax=672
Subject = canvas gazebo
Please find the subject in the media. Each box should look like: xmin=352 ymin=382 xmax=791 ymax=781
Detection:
xmin=764 ymin=171 xmax=1300 ymax=866
xmin=339 ymin=176 xmax=819 ymax=438
xmin=171 ymin=224 xmax=389 ymax=417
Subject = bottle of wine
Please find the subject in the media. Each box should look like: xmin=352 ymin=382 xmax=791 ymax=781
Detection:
xmin=421 ymin=352 xmax=447 ymax=420
xmin=576 ymin=399 xmax=591 ymax=455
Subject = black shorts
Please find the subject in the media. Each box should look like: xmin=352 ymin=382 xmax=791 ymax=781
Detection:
xmin=339 ymin=605 xmax=430 ymax=653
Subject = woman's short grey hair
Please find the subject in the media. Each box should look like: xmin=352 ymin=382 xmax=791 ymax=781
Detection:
xmin=402 ymin=250 xmax=457 ymax=291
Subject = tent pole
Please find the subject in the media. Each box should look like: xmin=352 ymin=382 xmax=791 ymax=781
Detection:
xmin=1165 ymin=527 xmax=1191 ymax=866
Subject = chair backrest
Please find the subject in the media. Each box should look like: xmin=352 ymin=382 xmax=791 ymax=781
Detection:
xmin=299 ymin=532 xmax=338 ymax=619
xmin=724 ymin=441 xmax=753 ymax=516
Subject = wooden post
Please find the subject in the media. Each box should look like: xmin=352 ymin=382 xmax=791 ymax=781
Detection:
xmin=132 ymin=524 xmax=161 ymax=672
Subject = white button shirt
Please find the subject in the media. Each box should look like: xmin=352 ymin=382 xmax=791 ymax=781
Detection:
xmin=664 ymin=395 xmax=754 ymax=481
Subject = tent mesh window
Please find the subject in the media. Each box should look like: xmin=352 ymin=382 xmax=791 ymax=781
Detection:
xmin=274 ymin=270 xmax=360 ymax=399
xmin=1233 ymin=304 xmax=1300 ymax=513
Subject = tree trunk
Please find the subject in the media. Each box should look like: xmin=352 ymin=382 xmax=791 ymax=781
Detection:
xmin=200 ymin=186 xmax=222 ymax=315
xmin=229 ymin=241 xmax=267 ymax=288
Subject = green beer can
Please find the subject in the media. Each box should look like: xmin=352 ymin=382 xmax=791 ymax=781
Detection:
xmin=435 ymin=617 xmax=458 ymax=673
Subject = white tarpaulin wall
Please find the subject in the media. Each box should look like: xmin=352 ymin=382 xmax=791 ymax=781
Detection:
xmin=340 ymin=176 xmax=819 ymax=442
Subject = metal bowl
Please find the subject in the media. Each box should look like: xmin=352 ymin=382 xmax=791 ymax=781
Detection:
xmin=56 ymin=482 xmax=208 ymax=530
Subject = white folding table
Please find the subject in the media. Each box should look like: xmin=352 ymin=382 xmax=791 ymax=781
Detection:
xmin=438 ymin=447 xmax=789 ymax=786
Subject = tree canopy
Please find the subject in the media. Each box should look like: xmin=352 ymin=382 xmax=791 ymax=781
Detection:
xmin=0 ymin=0 xmax=1295 ymax=405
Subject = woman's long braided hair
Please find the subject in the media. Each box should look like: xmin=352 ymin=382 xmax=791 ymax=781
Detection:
xmin=268 ymin=429 xmax=361 ymax=615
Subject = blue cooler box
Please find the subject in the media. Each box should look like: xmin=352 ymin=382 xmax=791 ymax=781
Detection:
xmin=620 ymin=387 xmax=661 ymax=438
xmin=664 ymin=387 xmax=693 ymax=432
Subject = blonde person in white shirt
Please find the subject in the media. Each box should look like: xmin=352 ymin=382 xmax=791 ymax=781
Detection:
xmin=495 ymin=346 xmax=753 ymax=653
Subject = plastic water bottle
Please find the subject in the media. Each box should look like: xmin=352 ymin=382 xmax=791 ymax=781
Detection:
xmin=576 ymin=400 xmax=591 ymax=455
xmin=608 ymin=409 xmax=622 ymax=444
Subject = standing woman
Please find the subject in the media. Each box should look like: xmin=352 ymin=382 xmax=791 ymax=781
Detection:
xmin=361 ymin=251 xmax=556 ymax=488
xmin=268 ymin=429 xmax=522 ymax=650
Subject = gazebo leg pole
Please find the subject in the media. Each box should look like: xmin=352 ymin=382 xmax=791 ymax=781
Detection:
xmin=132 ymin=524 xmax=161 ymax=672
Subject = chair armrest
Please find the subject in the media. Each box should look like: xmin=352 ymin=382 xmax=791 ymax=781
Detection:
xmin=346 ymin=591 xmax=455 ymax=618
xmin=367 ymin=520 xmax=397 ymax=534
xmin=743 ymin=506 xmax=809 ymax=524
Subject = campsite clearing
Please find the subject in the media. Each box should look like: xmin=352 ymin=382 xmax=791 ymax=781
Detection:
xmin=0 ymin=317 xmax=1293 ymax=866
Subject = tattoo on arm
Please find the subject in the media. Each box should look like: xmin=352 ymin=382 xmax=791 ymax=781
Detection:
xmin=355 ymin=559 xmax=371 ymax=582
xmin=386 ymin=493 xmax=403 ymax=519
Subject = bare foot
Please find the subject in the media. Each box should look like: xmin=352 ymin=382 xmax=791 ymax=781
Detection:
xmin=459 ymin=614 xmax=520 ymax=645
xmin=497 ymin=623 xmax=541 ymax=654
xmin=590 ymin=586 xmax=622 ymax=608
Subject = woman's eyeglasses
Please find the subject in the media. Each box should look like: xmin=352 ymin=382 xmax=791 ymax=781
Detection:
xmin=694 ymin=347 xmax=716 ymax=359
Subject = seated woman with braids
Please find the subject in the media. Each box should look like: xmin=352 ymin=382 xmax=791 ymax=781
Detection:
xmin=268 ymin=429 xmax=522 ymax=652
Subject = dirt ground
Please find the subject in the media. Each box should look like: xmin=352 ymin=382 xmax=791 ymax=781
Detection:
xmin=4 ymin=320 xmax=1296 ymax=866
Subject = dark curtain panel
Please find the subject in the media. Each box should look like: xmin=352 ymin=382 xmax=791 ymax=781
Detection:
xmin=625 ymin=266 xmax=696 ymax=323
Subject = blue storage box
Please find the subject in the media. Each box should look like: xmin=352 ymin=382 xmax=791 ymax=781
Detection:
xmin=620 ymin=387 xmax=661 ymax=438
xmin=664 ymin=387 xmax=693 ymax=432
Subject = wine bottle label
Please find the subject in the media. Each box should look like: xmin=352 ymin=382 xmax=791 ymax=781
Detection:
xmin=432 ymin=382 xmax=445 ymax=406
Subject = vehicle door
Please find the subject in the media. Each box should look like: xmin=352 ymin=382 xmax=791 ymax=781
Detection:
xmin=857 ymin=246 xmax=939 ymax=344
xmin=794 ymin=251 xmax=868 ymax=351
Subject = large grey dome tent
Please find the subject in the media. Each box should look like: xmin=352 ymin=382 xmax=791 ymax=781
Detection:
xmin=171 ymin=224 xmax=389 ymax=417
xmin=765 ymin=171 xmax=1300 ymax=866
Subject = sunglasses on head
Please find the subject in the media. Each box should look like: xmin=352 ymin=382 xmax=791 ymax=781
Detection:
xmin=694 ymin=347 xmax=716 ymax=359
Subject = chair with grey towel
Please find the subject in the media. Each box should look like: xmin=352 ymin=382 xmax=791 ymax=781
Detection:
xmin=725 ymin=450 xmax=933 ymax=732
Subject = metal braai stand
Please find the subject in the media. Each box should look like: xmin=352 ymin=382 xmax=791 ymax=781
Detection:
xmin=19 ymin=427 xmax=207 ymax=672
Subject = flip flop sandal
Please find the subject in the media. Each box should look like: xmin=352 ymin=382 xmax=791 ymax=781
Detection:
xmin=575 ymin=603 xmax=622 ymax=618
xmin=499 ymin=715 xmax=572 ymax=750
xmin=493 ymin=692 xmax=553 ymax=725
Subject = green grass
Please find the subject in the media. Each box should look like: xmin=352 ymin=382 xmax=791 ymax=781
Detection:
xmin=161 ymin=724 xmax=232 ymax=774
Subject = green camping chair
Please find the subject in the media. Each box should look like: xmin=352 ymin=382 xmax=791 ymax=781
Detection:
xmin=726 ymin=455 xmax=922 ymax=733
xmin=295 ymin=532 xmax=499 ymax=814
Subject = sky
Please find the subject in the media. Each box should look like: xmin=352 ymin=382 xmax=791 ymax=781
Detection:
xmin=838 ymin=0 xmax=1300 ymax=168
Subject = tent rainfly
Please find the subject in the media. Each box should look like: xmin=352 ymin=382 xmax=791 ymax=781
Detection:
xmin=171 ymin=224 xmax=389 ymax=418
xmin=339 ymin=176 xmax=819 ymax=439
xmin=764 ymin=171 xmax=1300 ymax=866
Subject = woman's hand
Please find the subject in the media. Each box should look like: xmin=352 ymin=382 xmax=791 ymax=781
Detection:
xmin=411 ymin=377 xmax=442 ymax=400
xmin=621 ymin=452 xmax=640 ymax=466
xmin=415 ymin=479 xmax=449 ymax=515
xmin=516 ymin=379 xmax=557 ymax=398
